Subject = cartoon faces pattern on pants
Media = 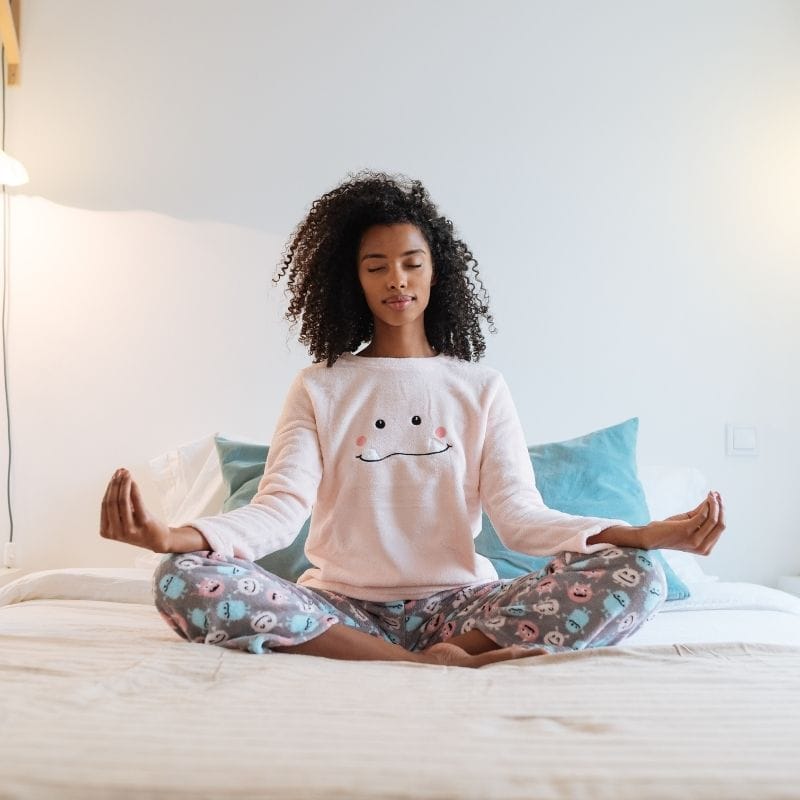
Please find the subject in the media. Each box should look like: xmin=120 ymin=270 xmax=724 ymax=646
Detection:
xmin=197 ymin=577 xmax=227 ymax=598
xmin=517 ymin=620 xmax=539 ymax=642
xmin=173 ymin=555 xmax=204 ymax=571
xmin=190 ymin=608 xmax=209 ymax=632
xmin=447 ymin=549 xmax=665 ymax=652
xmin=543 ymin=630 xmax=565 ymax=647
xmin=644 ymin=581 xmax=664 ymax=612
xmin=617 ymin=612 xmax=639 ymax=633
xmin=236 ymin=577 xmax=262 ymax=596
xmin=635 ymin=552 xmax=656 ymax=572
xmin=154 ymin=553 xmax=346 ymax=651
xmin=603 ymin=590 xmax=631 ymax=618
xmin=217 ymin=599 xmax=248 ymax=622
xmin=535 ymin=577 xmax=557 ymax=595
xmin=251 ymin=611 xmax=278 ymax=633
xmin=533 ymin=598 xmax=560 ymax=616
xmin=154 ymin=548 xmax=666 ymax=656
xmin=439 ymin=620 xmax=457 ymax=640
xmin=612 ymin=567 xmax=642 ymax=589
xmin=565 ymin=608 xmax=591 ymax=634
xmin=159 ymin=574 xmax=187 ymax=601
xmin=567 ymin=582 xmax=593 ymax=603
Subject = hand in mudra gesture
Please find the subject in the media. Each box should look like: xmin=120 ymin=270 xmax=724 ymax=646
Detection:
xmin=642 ymin=491 xmax=725 ymax=556
xmin=100 ymin=468 xmax=172 ymax=553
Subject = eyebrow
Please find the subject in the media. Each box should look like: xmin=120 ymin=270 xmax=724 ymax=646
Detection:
xmin=360 ymin=248 xmax=426 ymax=263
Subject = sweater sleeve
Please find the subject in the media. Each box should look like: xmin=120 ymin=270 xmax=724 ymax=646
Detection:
xmin=179 ymin=372 xmax=323 ymax=562
xmin=479 ymin=376 xmax=630 ymax=556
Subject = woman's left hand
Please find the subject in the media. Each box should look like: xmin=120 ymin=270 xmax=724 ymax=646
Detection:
xmin=639 ymin=491 xmax=725 ymax=555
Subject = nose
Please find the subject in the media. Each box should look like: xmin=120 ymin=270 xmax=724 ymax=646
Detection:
xmin=387 ymin=266 xmax=406 ymax=289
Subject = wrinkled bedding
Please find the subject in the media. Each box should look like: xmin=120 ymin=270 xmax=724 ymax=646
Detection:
xmin=1 ymin=569 xmax=799 ymax=799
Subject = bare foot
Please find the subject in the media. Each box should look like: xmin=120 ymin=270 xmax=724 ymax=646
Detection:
xmin=419 ymin=642 xmax=547 ymax=668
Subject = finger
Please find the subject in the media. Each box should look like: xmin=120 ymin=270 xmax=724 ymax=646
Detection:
xmin=113 ymin=469 xmax=127 ymax=536
xmin=692 ymin=493 xmax=714 ymax=516
xmin=129 ymin=477 xmax=148 ymax=526
xmin=700 ymin=525 xmax=724 ymax=555
xmin=688 ymin=494 xmax=717 ymax=526
xmin=692 ymin=495 xmax=720 ymax=544
xmin=669 ymin=500 xmax=711 ymax=550
xmin=100 ymin=472 xmax=114 ymax=537
xmin=700 ymin=494 xmax=726 ymax=554
xmin=120 ymin=470 xmax=135 ymax=534
xmin=102 ymin=469 xmax=123 ymax=538
xmin=674 ymin=494 xmax=712 ymax=525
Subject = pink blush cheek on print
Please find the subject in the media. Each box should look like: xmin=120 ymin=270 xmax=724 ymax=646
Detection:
xmin=435 ymin=427 xmax=446 ymax=439
xmin=355 ymin=435 xmax=367 ymax=447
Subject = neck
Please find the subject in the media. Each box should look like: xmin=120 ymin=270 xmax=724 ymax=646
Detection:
xmin=358 ymin=326 xmax=436 ymax=359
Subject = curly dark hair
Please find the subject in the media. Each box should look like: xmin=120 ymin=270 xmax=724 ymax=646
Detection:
xmin=273 ymin=169 xmax=496 ymax=366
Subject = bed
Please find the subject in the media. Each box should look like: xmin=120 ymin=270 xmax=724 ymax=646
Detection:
xmin=1 ymin=567 xmax=799 ymax=799
xmin=1 ymin=433 xmax=799 ymax=798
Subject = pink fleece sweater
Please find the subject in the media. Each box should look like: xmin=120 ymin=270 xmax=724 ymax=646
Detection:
xmin=186 ymin=353 xmax=628 ymax=601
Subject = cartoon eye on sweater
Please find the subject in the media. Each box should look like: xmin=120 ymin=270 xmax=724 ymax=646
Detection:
xmin=354 ymin=414 xmax=452 ymax=463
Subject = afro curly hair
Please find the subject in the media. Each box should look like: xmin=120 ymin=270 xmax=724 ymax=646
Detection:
xmin=274 ymin=169 xmax=496 ymax=367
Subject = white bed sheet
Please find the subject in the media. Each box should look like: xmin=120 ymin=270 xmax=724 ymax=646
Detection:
xmin=2 ymin=568 xmax=800 ymax=799
xmin=625 ymin=580 xmax=800 ymax=646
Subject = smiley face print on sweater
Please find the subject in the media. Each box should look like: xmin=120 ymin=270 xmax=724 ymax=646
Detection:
xmin=354 ymin=413 xmax=451 ymax=463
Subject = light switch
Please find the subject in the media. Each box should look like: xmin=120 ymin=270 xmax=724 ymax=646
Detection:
xmin=732 ymin=427 xmax=757 ymax=450
xmin=726 ymin=424 xmax=758 ymax=456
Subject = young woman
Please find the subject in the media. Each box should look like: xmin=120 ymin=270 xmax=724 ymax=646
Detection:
xmin=100 ymin=171 xmax=725 ymax=668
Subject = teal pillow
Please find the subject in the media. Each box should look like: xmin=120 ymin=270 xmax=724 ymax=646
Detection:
xmin=214 ymin=436 xmax=313 ymax=582
xmin=474 ymin=417 xmax=690 ymax=600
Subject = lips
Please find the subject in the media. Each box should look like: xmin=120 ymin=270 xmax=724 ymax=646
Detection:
xmin=385 ymin=295 xmax=414 ymax=310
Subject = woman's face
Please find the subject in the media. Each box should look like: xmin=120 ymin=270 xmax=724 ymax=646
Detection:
xmin=357 ymin=223 xmax=435 ymax=332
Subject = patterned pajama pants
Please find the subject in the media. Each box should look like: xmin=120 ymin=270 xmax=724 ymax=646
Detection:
xmin=153 ymin=546 xmax=666 ymax=655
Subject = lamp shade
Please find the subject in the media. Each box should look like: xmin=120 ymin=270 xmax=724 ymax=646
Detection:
xmin=0 ymin=149 xmax=28 ymax=186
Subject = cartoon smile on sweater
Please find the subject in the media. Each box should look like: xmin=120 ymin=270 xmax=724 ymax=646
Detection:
xmin=354 ymin=414 xmax=452 ymax=462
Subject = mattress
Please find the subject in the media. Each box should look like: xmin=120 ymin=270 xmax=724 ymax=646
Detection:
xmin=1 ymin=568 xmax=799 ymax=799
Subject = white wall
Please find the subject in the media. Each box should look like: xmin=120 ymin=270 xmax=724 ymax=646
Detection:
xmin=2 ymin=0 xmax=799 ymax=584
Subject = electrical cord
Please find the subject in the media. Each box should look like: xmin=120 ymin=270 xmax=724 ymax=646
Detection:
xmin=1 ymin=43 xmax=15 ymax=553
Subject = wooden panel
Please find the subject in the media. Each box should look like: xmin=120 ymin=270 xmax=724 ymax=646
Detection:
xmin=0 ymin=0 xmax=21 ymax=85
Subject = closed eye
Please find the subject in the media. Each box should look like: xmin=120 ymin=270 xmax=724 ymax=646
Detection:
xmin=367 ymin=264 xmax=423 ymax=273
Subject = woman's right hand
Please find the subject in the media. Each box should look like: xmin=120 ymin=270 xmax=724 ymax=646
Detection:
xmin=100 ymin=468 xmax=173 ymax=553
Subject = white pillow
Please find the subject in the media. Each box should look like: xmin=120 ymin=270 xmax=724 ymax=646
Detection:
xmin=142 ymin=432 xmax=247 ymax=573
xmin=148 ymin=432 xmax=227 ymax=525
xmin=638 ymin=465 xmax=710 ymax=520
xmin=0 ymin=568 xmax=156 ymax=607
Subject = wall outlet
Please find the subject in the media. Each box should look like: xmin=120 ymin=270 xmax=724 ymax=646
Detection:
xmin=3 ymin=542 xmax=15 ymax=568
